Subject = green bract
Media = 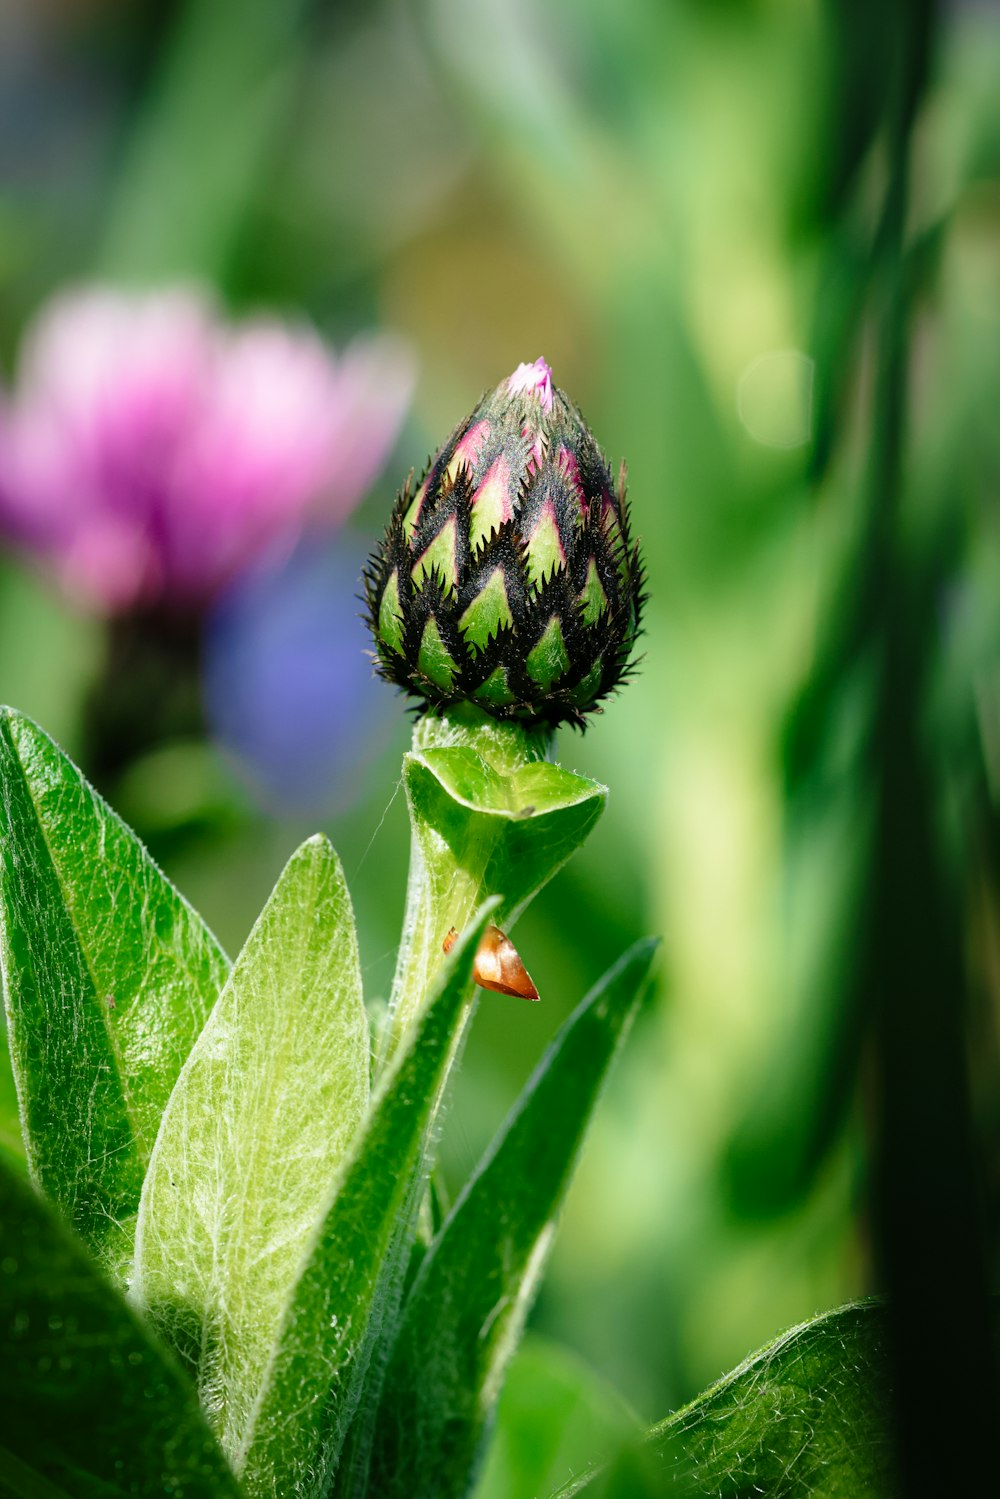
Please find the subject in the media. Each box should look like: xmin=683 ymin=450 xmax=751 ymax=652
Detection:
xmin=364 ymin=359 xmax=644 ymax=728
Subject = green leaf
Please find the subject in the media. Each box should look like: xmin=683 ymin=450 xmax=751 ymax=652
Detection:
xmin=554 ymin=1301 xmax=895 ymax=1497
xmin=380 ymin=709 xmax=606 ymax=1064
xmin=0 ymin=708 xmax=229 ymax=1278
xmin=370 ymin=939 xmax=658 ymax=1499
xmin=472 ymin=1336 xmax=640 ymax=1499
xmin=132 ymin=834 xmax=370 ymax=1466
xmin=0 ymin=1024 xmax=24 ymax=1174
xmin=410 ymin=750 xmax=606 ymax=916
xmin=0 ymin=1152 xmax=242 ymax=1499
xmin=237 ymin=900 xmax=499 ymax=1499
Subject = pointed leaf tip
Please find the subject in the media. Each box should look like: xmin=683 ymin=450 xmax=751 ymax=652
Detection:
xmin=132 ymin=834 xmax=369 ymax=1465
xmin=237 ymin=898 xmax=500 ymax=1498
xmin=369 ymin=937 xmax=658 ymax=1499
xmin=0 ymin=710 xmax=229 ymax=1278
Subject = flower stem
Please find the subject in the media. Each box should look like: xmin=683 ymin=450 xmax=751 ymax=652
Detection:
xmin=375 ymin=705 xmax=602 ymax=1075
xmin=81 ymin=612 xmax=203 ymax=796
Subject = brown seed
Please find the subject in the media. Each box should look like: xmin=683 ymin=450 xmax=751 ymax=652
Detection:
xmin=441 ymin=923 xmax=539 ymax=1001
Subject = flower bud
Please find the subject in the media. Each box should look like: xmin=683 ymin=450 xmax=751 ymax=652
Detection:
xmin=364 ymin=358 xmax=643 ymax=728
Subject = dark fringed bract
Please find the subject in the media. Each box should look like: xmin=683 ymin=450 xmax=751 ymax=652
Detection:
xmin=364 ymin=360 xmax=645 ymax=729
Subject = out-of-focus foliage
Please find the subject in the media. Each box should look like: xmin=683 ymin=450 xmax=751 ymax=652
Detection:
xmin=473 ymin=1335 xmax=640 ymax=1499
xmin=1 ymin=0 xmax=999 ymax=1482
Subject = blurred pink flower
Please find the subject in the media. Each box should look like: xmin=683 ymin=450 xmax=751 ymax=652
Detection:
xmin=0 ymin=285 xmax=416 ymax=614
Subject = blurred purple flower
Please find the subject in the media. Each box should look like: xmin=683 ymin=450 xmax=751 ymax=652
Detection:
xmin=203 ymin=533 xmax=397 ymax=816
xmin=0 ymin=284 xmax=415 ymax=614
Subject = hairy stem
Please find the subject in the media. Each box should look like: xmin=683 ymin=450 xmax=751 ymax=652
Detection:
xmin=377 ymin=706 xmax=554 ymax=1072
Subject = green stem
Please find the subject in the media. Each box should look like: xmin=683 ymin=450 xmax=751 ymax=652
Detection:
xmin=376 ymin=705 xmax=600 ymax=1073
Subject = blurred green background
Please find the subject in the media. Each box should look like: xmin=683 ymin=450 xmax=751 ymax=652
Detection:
xmin=1 ymin=0 xmax=999 ymax=1452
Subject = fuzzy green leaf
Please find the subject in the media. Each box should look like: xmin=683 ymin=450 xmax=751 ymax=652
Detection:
xmin=405 ymin=743 xmax=604 ymax=929
xmin=0 ymin=1031 xmax=23 ymax=1174
xmin=370 ymin=939 xmax=658 ymax=1499
xmin=553 ymin=1301 xmax=895 ymax=1497
xmin=0 ymin=1152 xmax=242 ymax=1499
xmin=132 ymin=834 xmax=370 ymax=1467
xmin=237 ymin=900 xmax=498 ymax=1499
xmin=0 ymin=708 xmax=229 ymax=1279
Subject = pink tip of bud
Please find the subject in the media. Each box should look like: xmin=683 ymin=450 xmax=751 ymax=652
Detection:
xmin=507 ymin=357 xmax=554 ymax=413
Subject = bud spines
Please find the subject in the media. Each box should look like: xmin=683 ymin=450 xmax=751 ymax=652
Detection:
xmin=365 ymin=361 xmax=644 ymax=729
